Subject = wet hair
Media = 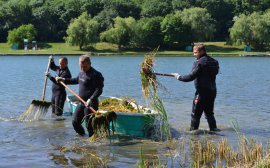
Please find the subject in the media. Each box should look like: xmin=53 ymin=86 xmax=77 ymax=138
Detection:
xmin=193 ymin=43 xmax=206 ymax=53
xmin=59 ymin=57 xmax=68 ymax=63
xmin=79 ymin=55 xmax=91 ymax=64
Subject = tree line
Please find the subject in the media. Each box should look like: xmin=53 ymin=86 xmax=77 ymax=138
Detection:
xmin=1 ymin=0 xmax=270 ymax=50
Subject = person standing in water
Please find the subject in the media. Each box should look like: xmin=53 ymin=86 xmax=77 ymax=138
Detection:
xmin=46 ymin=56 xmax=72 ymax=117
xmin=56 ymin=55 xmax=104 ymax=137
xmin=172 ymin=44 xmax=220 ymax=131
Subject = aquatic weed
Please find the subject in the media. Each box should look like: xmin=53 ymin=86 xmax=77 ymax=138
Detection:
xmin=140 ymin=48 xmax=171 ymax=141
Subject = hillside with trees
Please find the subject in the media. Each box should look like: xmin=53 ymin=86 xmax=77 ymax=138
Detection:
xmin=1 ymin=0 xmax=270 ymax=50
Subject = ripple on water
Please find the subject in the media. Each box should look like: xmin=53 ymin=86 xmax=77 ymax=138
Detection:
xmin=0 ymin=56 xmax=269 ymax=166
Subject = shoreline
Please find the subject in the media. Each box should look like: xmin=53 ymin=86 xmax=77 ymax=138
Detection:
xmin=1 ymin=52 xmax=270 ymax=57
xmin=240 ymin=53 xmax=270 ymax=57
xmin=1 ymin=42 xmax=270 ymax=57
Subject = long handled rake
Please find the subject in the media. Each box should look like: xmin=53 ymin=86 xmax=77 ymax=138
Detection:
xmin=19 ymin=57 xmax=52 ymax=121
xmin=59 ymin=81 xmax=117 ymax=138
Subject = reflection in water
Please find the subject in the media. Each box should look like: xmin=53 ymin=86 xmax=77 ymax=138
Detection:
xmin=48 ymin=153 xmax=69 ymax=166
xmin=50 ymin=145 xmax=107 ymax=167
xmin=50 ymin=134 xmax=163 ymax=167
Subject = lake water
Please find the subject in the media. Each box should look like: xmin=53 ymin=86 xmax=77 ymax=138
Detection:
xmin=0 ymin=55 xmax=269 ymax=167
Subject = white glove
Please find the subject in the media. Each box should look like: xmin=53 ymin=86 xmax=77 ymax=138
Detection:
xmin=49 ymin=55 xmax=54 ymax=62
xmin=86 ymin=99 xmax=92 ymax=107
xmin=55 ymin=77 xmax=65 ymax=82
xmin=171 ymin=73 xmax=181 ymax=80
xmin=45 ymin=72 xmax=52 ymax=78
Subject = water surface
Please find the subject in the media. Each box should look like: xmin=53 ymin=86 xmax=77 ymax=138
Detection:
xmin=0 ymin=55 xmax=269 ymax=167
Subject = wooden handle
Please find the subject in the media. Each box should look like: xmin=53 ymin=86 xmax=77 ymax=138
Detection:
xmin=59 ymin=81 xmax=97 ymax=113
xmin=41 ymin=57 xmax=52 ymax=101
xmin=154 ymin=73 xmax=175 ymax=77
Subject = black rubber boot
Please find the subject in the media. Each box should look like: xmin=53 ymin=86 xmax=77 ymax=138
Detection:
xmin=72 ymin=120 xmax=85 ymax=136
xmin=210 ymin=128 xmax=221 ymax=132
xmin=206 ymin=115 xmax=217 ymax=131
xmin=86 ymin=116 xmax=94 ymax=137
xmin=190 ymin=115 xmax=200 ymax=131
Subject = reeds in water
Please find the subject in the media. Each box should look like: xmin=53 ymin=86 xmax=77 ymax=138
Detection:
xmin=140 ymin=47 xmax=171 ymax=141
xmin=150 ymin=93 xmax=171 ymax=141
xmin=165 ymin=138 xmax=267 ymax=167
xmin=137 ymin=146 xmax=166 ymax=168
xmin=189 ymin=139 xmax=216 ymax=167
xmin=136 ymin=134 xmax=269 ymax=167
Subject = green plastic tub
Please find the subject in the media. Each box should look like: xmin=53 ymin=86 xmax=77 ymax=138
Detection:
xmin=66 ymin=95 xmax=158 ymax=137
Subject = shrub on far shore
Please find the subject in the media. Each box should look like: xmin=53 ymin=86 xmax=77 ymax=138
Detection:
xmin=7 ymin=24 xmax=36 ymax=49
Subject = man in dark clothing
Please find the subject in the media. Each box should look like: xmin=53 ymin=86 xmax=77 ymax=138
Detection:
xmin=172 ymin=44 xmax=220 ymax=131
xmin=56 ymin=55 xmax=104 ymax=137
xmin=46 ymin=56 xmax=72 ymax=117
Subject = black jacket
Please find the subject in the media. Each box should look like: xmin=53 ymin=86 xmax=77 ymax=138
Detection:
xmin=64 ymin=67 xmax=104 ymax=101
xmin=178 ymin=54 xmax=219 ymax=93
xmin=49 ymin=61 xmax=72 ymax=92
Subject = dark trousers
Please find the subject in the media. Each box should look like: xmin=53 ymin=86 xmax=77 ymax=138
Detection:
xmin=51 ymin=91 xmax=66 ymax=116
xmin=72 ymin=101 xmax=98 ymax=136
xmin=190 ymin=90 xmax=217 ymax=131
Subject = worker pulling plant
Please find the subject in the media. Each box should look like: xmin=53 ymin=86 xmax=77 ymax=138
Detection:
xmin=171 ymin=43 xmax=220 ymax=132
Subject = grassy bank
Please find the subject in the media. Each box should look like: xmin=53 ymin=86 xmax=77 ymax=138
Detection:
xmin=0 ymin=43 xmax=86 ymax=55
xmin=0 ymin=42 xmax=268 ymax=56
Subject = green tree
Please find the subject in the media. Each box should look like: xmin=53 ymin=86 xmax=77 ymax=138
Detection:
xmin=7 ymin=24 xmax=36 ymax=49
xmin=199 ymin=0 xmax=234 ymax=41
xmin=100 ymin=16 xmax=136 ymax=49
xmin=230 ymin=11 xmax=270 ymax=49
xmin=80 ymin=0 xmax=103 ymax=17
xmin=93 ymin=9 xmax=118 ymax=33
xmin=0 ymin=0 xmax=33 ymax=42
xmin=229 ymin=0 xmax=270 ymax=15
xmin=141 ymin=0 xmax=172 ymax=17
xmin=180 ymin=7 xmax=216 ymax=41
xmin=65 ymin=12 xmax=99 ymax=50
xmin=171 ymin=0 xmax=192 ymax=10
xmin=61 ymin=0 xmax=83 ymax=24
xmin=32 ymin=0 xmax=67 ymax=42
xmin=161 ymin=12 xmax=193 ymax=47
xmin=248 ymin=12 xmax=270 ymax=49
xmin=102 ymin=0 xmax=141 ymax=19
xmin=229 ymin=14 xmax=250 ymax=45
xmin=132 ymin=17 xmax=164 ymax=49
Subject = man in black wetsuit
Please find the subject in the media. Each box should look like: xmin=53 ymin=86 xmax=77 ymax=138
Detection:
xmin=56 ymin=55 xmax=104 ymax=137
xmin=46 ymin=56 xmax=72 ymax=117
xmin=171 ymin=44 xmax=220 ymax=131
